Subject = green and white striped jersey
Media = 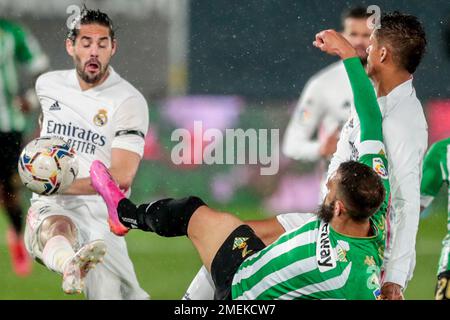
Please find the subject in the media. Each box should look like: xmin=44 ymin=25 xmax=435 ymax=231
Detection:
xmin=232 ymin=150 xmax=390 ymax=300
xmin=420 ymin=138 xmax=450 ymax=273
xmin=0 ymin=19 xmax=48 ymax=132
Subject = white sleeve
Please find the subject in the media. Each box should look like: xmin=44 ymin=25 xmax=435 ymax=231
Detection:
xmin=325 ymin=118 xmax=353 ymax=184
xmin=382 ymin=116 xmax=428 ymax=288
xmin=111 ymin=95 xmax=149 ymax=157
xmin=282 ymin=78 xmax=325 ymax=162
xmin=276 ymin=213 xmax=315 ymax=231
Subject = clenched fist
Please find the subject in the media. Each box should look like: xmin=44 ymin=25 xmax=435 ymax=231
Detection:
xmin=313 ymin=29 xmax=358 ymax=60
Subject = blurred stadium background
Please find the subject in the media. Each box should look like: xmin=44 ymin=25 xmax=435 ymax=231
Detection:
xmin=1 ymin=0 xmax=450 ymax=299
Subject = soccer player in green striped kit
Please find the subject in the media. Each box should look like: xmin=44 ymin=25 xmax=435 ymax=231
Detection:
xmin=90 ymin=30 xmax=390 ymax=300
xmin=0 ymin=19 xmax=48 ymax=276
xmin=420 ymin=138 xmax=450 ymax=300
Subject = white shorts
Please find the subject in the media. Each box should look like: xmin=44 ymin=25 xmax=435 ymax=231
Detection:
xmin=24 ymin=198 xmax=149 ymax=300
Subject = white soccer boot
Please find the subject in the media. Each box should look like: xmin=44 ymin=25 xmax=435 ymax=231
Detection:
xmin=62 ymin=239 xmax=107 ymax=294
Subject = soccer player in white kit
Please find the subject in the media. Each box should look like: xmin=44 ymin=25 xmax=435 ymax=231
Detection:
xmin=282 ymin=7 xmax=372 ymax=199
xmin=23 ymin=8 xmax=149 ymax=299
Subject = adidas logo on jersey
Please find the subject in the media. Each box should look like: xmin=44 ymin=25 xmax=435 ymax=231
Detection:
xmin=49 ymin=101 xmax=61 ymax=111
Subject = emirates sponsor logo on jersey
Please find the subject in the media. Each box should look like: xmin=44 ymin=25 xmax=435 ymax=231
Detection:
xmin=46 ymin=120 xmax=107 ymax=155
xmin=316 ymin=221 xmax=337 ymax=272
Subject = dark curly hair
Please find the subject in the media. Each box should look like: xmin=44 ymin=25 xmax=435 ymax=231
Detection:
xmin=374 ymin=11 xmax=427 ymax=74
xmin=336 ymin=161 xmax=386 ymax=222
xmin=67 ymin=5 xmax=115 ymax=42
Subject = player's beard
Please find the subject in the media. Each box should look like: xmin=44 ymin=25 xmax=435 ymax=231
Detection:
xmin=75 ymin=56 xmax=109 ymax=85
xmin=317 ymin=200 xmax=336 ymax=224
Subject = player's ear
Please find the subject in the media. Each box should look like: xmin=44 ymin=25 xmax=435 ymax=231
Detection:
xmin=111 ymin=39 xmax=117 ymax=57
xmin=334 ymin=200 xmax=344 ymax=217
xmin=380 ymin=46 xmax=388 ymax=63
xmin=66 ymin=39 xmax=75 ymax=57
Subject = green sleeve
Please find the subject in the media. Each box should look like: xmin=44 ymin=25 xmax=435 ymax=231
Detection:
xmin=343 ymin=57 xmax=388 ymax=234
xmin=343 ymin=57 xmax=382 ymax=143
xmin=359 ymin=153 xmax=390 ymax=235
xmin=11 ymin=23 xmax=35 ymax=63
xmin=421 ymin=142 xmax=445 ymax=198
xmin=10 ymin=22 xmax=48 ymax=73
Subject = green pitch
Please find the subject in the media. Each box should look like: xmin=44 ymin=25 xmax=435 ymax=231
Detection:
xmin=0 ymin=198 xmax=446 ymax=300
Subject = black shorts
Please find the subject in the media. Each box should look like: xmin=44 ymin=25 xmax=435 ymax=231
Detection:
xmin=0 ymin=131 xmax=23 ymax=186
xmin=210 ymin=224 xmax=266 ymax=300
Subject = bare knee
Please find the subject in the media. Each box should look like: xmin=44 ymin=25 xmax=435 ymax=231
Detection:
xmin=38 ymin=215 xmax=77 ymax=248
xmin=188 ymin=206 xmax=244 ymax=270
xmin=189 ymin=207 xmax=243 ymax=237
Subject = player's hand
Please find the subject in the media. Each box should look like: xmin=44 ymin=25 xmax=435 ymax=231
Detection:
xmin=313 ymin=29 xmax=358 ymax=60
xmin=380 ymin=282 xmax=405 ymax=300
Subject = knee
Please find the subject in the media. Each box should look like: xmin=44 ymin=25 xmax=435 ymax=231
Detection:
xmin=39 ymin=216 xmax=77 ymax=247
xmin=188 ymin=207 xmax=242 ymax=237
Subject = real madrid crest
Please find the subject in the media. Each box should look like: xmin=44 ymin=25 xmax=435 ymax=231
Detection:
xmin=94 ymin=109 xmax=108 ymax=126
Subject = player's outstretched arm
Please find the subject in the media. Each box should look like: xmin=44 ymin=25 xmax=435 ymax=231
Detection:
xmin=313 ymin=29 xmax=382 ymax=143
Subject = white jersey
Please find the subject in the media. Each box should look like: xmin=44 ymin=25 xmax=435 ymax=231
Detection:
xmin=327 ymin=79 xmax=428 ymax=288
xmin=282 ymin=61 xmax=353 ymax=162
xmin=33 ymin=67 xmax=149 ymax=203
xmin=24 ymin=66 xmax=150 ymax=300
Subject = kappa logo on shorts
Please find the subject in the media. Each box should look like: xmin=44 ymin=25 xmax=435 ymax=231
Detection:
xmin=373 ymin=157 xmax=388 ymax=179
xmin=93 ymin=109 xmax=108 ymax=127
xmin=233 ymin=237 xmax=253 ymax=258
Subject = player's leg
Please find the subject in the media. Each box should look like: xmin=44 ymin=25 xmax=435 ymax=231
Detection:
xmin=24 ymin=203 xmax=106 ymax=294
xmin=183 ymin=216 xmax=287 ymax=300
xmin=39 ymin=215 xmax=107 ymax=294
xmin=435 ymin=239 xmax=450 ymax=300
xmin=82 ymin=213 xmax=149 ymax=300
xmin=182 ymin=217 xmax=287 ymax=300
xmin=84 ymin=255 xmax=149 ymax=300
xmin=91 ymin=160 xmax=266 ymax=299
xmin=0 ymin=132 xmax=31 ymax=276
xmin=115 ymin=197 xmax=265 ymax=299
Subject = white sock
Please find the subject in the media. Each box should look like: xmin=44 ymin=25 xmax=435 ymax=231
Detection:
xmin=42 ymin=235 xmax=76 ymax=274
xmin=182 ymin=266 xmax=215 ymax=300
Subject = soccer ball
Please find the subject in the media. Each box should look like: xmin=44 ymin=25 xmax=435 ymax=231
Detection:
xmin=18 ymin=136 xmax=79 ymax=195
